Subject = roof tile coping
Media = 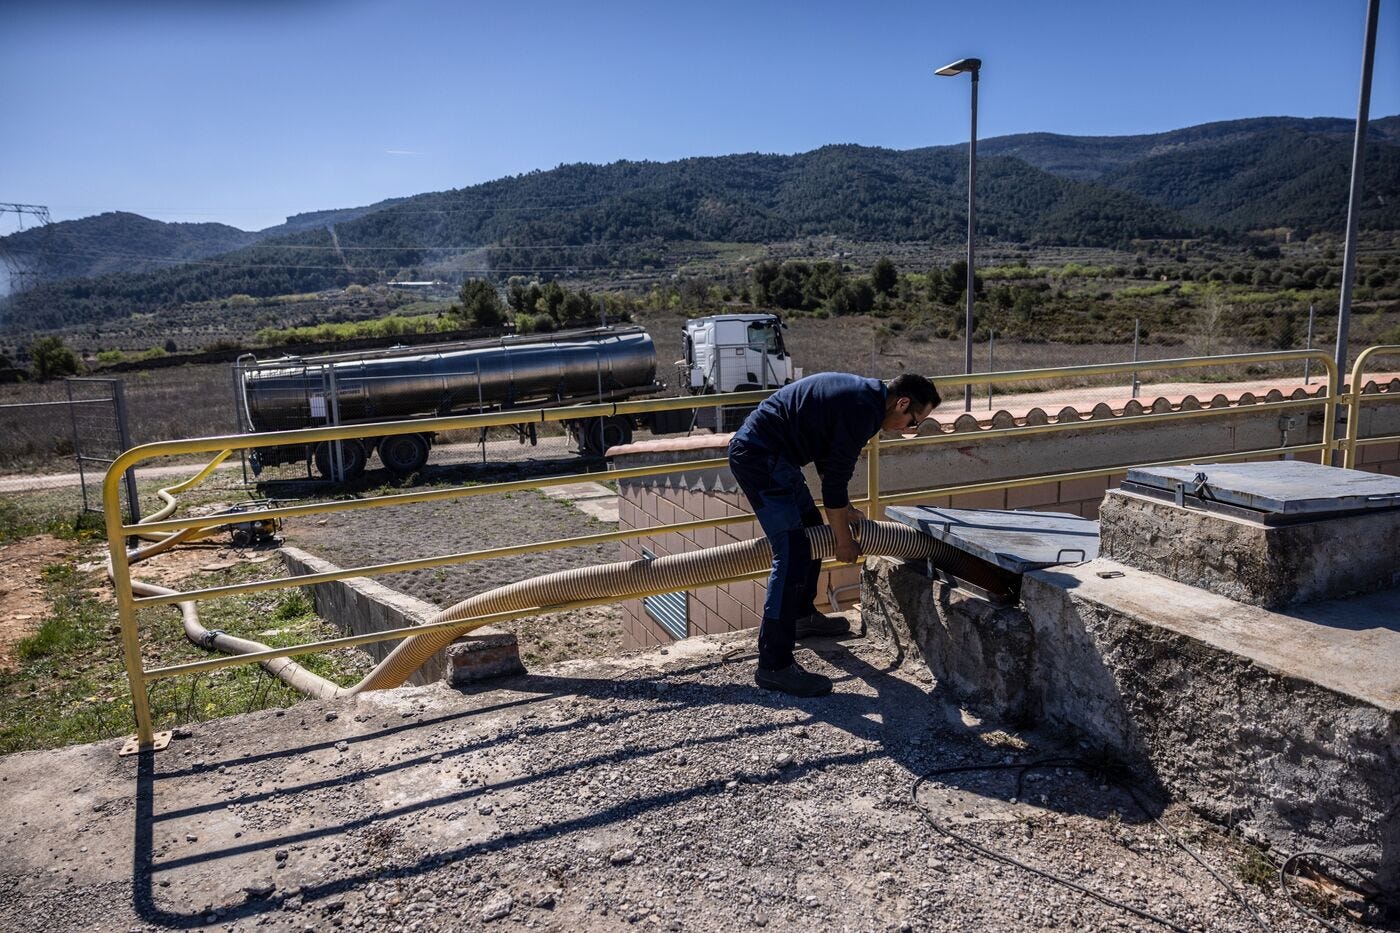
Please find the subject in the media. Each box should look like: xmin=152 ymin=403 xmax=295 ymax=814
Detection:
xmin=606 ymin=374 xmax=1398 ymax=460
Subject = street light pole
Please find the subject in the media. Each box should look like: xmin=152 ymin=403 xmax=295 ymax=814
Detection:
xmin=1334 ymin=0 xmax=1381 ymax=446
xmin=936 ymin=57 xmax=982 ymax=412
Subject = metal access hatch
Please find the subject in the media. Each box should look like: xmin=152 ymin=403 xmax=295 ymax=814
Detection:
xmin=885 ymin=506 xmax=1100 ymax=603
xmin=887 ymin=507 xmax=1099 ymax=573
xmin=1119 ymin=460 xmax=1400 ymax=525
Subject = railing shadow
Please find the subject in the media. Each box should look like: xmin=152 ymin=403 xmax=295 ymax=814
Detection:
xmin=129 ymin=643 xmax=1165 ymax=927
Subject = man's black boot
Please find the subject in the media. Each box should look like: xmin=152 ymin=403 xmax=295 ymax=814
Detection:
xmin=754 ymin=660 xmax=833 ymax=697
xmin=795 ymin=611 xmax=851 ymax=639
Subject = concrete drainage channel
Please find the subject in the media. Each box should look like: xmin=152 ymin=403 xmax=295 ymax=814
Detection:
xmin=862 ymin=459 xmax=1400 ymax=910
xmin=279 ymin=546 xmax=525 ymax=687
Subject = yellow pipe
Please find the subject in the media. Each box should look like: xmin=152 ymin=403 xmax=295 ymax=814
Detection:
xmin=132 ymin=510 xmax=759 ymax=608
xmin=142 ymin=565 xmax=790 ymax=681
xmin=124 ymin=454 xmax=731 ymax=536
xmin=875 ymin=442 xmax=1329 ymax=508
xmin=866 ymin=436 xmax=883 ymax=521
xmin=102 ymin=348 xmax=1338 ymax=490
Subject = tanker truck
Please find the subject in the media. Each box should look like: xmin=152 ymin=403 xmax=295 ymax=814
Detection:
xmin=237 ymin=314 xmax=798 ymax=480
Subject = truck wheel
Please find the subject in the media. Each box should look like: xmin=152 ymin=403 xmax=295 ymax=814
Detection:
xmin=583 ymin=416 xmax=633 ymax=456
xmin=313 ymin=439 xmax=367 ymax=481
xmin=379 ymin=433 xmax=430 ymax=475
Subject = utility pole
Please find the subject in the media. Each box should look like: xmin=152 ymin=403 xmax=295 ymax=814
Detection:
xmin=0 ymin=203 xmax=53 ymax=293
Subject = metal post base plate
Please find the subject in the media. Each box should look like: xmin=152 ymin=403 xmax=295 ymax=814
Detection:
xmin=119 ymin=730 xmax=172 ymax=757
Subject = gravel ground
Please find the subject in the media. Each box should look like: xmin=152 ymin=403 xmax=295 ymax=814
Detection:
xmin=0 ymin=630 xmax=1344 ymax=933
xmin=283 ymin=490 xmax=633 ymax=666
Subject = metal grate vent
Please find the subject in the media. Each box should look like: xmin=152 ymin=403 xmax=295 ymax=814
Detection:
xmin=640 ymin=548 xmax=688 ymax=640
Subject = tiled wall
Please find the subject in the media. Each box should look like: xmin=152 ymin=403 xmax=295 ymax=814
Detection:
xmin=617 ymin=478 xmax=861 ymax=649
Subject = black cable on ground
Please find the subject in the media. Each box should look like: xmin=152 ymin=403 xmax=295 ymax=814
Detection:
xmin=911 ymin=757 xmax=1273 ymax=933
xmin=1279 ymin=851 xmax=1394 ymax=933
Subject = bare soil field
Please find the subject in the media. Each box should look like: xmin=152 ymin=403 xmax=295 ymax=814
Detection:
xmin=283 ymin=490 xmax=633 ymax=667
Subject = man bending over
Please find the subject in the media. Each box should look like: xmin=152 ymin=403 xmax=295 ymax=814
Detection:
xmin=727 ymin=372 xmax=941 ymax=697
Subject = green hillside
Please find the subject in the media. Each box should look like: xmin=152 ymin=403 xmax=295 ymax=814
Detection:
xmin=3 ymin=116 xmax=1397 ymax=334
xmin=1099 ymin=129 xmax=1400 ymax=232
xmin=0 ymin=147 xmax=1189 ymax=332
xmin=0 ymin=211 xmax=258 ymax=283
xmin=979 ymin=115 xmax=1400 ymax=180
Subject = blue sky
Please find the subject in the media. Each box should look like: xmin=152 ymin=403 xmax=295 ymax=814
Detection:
xmin=2 ymin=0 xmax=1396 ymax=233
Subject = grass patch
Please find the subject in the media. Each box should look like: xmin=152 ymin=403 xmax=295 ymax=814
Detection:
xmin=1236 ymin=844 xmax=1277 ymax=890
xmin=0 ymin=496 xmax=106 ymax=546
xmin=0 ymin=556 xmax=373 ymax=754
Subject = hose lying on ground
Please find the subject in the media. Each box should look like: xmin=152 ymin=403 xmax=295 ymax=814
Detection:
xmin=116 ymin=457 xmax=961 ymax=697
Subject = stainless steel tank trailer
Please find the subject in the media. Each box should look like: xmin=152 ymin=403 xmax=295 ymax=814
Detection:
xmin=235 ymin=315 xmax=799 ymax=480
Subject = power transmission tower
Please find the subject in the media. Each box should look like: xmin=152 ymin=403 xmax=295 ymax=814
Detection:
xmin=0 ymin=202 xmax=54 ymax=293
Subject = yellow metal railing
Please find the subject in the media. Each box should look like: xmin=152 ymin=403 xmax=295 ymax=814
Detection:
xmin=1342 ymin=345 xmax=1400 ymax=469
xmin=104 ymin=349 xmax=1345 ymax=750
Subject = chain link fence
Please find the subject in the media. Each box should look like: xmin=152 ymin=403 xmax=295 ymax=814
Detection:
xmin=0 ymin=377 xmax=140 ymax=520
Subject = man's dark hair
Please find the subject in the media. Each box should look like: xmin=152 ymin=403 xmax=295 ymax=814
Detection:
xmin=886 ymin=373 xmax=941 ymax=410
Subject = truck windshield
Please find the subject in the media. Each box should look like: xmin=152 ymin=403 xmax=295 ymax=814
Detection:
xmin=746 ymin=323 xmax=783 ymax=355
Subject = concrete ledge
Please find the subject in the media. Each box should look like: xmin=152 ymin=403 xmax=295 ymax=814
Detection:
xmin=1022 ymin=561 xmax=1399 ymax=886
xmin=279 ymin=546 xmax=524 ymax=687
xmin=862 ymin=554 xmax=1400 ymax=886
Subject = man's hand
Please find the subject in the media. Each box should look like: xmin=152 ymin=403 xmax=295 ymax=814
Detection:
xmin=826 ymin=505 xmax=864 ymax=564
xmin=833 ymin=537 xmax=862 ymax=565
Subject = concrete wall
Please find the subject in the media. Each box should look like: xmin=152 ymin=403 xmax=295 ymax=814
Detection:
xmin=280 ymin=546 xmax=523 ymax=686
xmin=613 ymin=386 xmax=1400 ymax=648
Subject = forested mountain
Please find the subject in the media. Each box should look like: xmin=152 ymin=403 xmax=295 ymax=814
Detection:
xmin=2 ymin=116 xmax=1397 ymax=333
xmin=0 ymin=211 xmax=258 ymax=285
xmin=0 ymin=201 xmax=404 ymax=294
xmin=1099 ymin=128 xmax=1400 ymax=232
xmin=979 ymin=115 xmax=1400 ymax=180
xmin=1 ymin=147 xmax=1192 ymax=332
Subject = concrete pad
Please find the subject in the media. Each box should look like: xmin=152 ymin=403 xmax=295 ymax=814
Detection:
xmin=539 ymin=481 xmax=616 ymax=501
xmin=0 ymin=630 xmax=1320 ymax=932
xmin=540 ymin=481 xmax=620 ymax=523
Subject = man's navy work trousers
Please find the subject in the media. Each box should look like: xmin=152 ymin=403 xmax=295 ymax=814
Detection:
xmin=727 ymin=438 xmax=822 ymax=671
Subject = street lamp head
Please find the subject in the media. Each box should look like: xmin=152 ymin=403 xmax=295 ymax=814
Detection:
xmin=935 ymin=57 xmax=981 ymax=76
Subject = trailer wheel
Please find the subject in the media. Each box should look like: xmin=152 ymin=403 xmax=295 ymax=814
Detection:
xmin=583 ymin=416 xmax=633 ymax=456
xmin=379 ymin=433 xmax=430 ymax=475
xmin=313 ymin=439 xmax=367 ymax=481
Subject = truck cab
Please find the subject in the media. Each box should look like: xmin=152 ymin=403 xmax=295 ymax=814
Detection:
xmin=682 ymin=313 xmax=801 ymax=394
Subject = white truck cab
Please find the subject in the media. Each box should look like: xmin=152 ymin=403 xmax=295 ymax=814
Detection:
xmin=682 ymin=313 xmax=801 ymax=394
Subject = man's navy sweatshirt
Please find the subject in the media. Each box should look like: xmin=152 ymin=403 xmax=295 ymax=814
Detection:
xmin=730 ymin=372 xmax=886 ymax=509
